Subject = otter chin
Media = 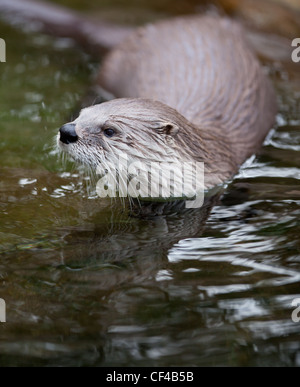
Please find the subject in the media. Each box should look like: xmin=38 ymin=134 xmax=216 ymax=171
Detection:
xmin=58 ymin=15 xmax=277 ymax=203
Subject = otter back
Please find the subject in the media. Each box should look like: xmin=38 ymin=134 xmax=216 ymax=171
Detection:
xmin=98 ymin=15 xmax=277 ymax=166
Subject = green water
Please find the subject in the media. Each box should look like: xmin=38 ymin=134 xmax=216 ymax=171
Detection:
xmin=0 ymin=1 xmax=300 ymax=367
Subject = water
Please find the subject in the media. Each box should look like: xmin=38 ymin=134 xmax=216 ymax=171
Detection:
xmin=0 ymin=0 xmax=300 ymax=367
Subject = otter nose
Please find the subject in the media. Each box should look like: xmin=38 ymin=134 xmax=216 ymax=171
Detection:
xmin=59 ymin=123 xmax=78 ymax=144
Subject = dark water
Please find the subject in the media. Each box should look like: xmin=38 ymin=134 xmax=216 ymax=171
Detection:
xmin=0 ymin=0 xmax=300 ymax=367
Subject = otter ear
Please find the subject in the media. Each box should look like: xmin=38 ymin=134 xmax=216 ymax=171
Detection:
xmin=162 ymin=122 xmax=179 ymax=136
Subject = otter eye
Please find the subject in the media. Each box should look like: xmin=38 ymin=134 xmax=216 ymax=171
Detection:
xmin=104 ymin=128 xmax=115 ymax=138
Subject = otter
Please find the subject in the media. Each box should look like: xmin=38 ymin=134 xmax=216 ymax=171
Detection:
xmin=0 ymin=0 xmax=277 ymax=202
xmin=58 ymin=15 xmax=277 ymax=201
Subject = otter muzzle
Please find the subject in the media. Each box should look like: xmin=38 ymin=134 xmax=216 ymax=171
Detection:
xmin=59 ymin=123 xmax=78 ymax=145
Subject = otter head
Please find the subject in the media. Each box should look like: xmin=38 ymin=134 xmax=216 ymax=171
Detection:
xmin=57 ymin=98 xmax=207 ymax=203
xmin=57 ymin=98 xmax=191 ymax=169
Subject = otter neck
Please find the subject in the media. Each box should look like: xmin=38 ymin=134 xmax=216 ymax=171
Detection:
xmin=174 ymin=118 xmax=238 ymax=188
